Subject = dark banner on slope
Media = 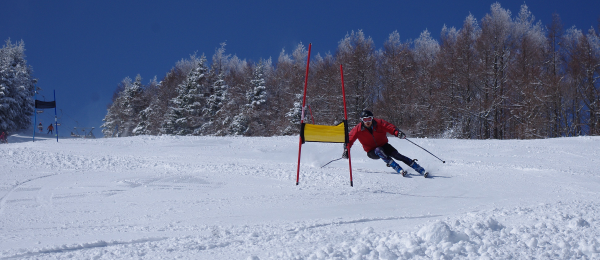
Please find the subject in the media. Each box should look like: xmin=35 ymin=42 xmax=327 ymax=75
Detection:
xmin=35 ymin=100 xmax=56 ymax=109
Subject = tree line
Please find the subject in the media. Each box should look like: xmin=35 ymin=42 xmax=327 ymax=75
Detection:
xmin=0 ymin=39 xmax=36 ymax=133
xmin=102 ymin=3 xmax=600 ymax=139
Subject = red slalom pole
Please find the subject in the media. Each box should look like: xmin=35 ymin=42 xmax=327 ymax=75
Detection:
xmin=340 ymin=64 xmax=353 ymax=187
xmin=296 ymin=43 xmax=312 ymax=185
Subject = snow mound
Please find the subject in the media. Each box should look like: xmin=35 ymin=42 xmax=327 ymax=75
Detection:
xmin=295 ymin=201 xmax=600 ymax=259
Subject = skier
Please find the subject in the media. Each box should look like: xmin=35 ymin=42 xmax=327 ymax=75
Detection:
xmin=47 ymin=124 xmax=54 ymax=134
xmin=342 ymin=110 xmax=428 ymax=177
xmin=38 ymin=122 xmax=43 ymax=133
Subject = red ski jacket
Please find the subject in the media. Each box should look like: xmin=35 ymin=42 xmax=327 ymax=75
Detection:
xmin=348 ymin=118 xmax=399 ymax=152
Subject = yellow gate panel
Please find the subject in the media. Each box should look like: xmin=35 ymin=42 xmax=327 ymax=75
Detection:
xmin=302 ymin=122 xmax=347 ymax=143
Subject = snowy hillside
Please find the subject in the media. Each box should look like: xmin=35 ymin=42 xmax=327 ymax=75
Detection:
xmin=1 ymin=134 xmax=599 ymax=259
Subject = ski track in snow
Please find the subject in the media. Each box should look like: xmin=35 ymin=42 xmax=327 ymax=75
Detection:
xmin=0 ymin=135 xmax=599 ymax=259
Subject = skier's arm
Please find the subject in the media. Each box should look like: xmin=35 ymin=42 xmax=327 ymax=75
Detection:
xmin=379 ymin=119 xmax=406 ymax=139
xmin=379 ymin=119 xmax=403 ymax=137
xmin=343 ymin=124 xmax=360 ymax=159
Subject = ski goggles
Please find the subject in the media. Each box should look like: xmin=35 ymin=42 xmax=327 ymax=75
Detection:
xmin=361 ymin=116 xmax=373 ymax=122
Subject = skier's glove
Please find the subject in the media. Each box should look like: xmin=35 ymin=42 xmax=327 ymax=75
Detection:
xmin=395 ymin=129 xmax=406 ymax=139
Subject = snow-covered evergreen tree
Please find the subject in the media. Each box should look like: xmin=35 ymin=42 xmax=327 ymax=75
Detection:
xmin=210 ymin=42 xmax=230 ymax=79
xmin=283 ymin=94 xmax=303 ymax=135
xmin=162 ymin=55 xmax=208 ymax=135
xmin=101 ymin=77 xmax=130 ymax=137
xmin=0 ymin=39 xmax=35 ymax=133
xmin=132 ymin=101 xmax=161 ymax=136
xmin=100 ymin=104 xmax=121 ymax=137
xmin=228 ymin=113 xmax=249 ymax=135
xmin=246 ymin=61 xmax=267 ymax=109
xmin=197 ymin=72 xmax=228 ymax=135
xmin=204 ymin=72 xmax=228 ymax=118
xmin=101 ymin=75 xmax=144 ymax=137
xmin=125 ymin=74 xmax=144 ymax=118
xmin=132 ymin=76 xmax=159 ymax=136
xmin=132 ymin=106 xmax=151 ymax=136
xmin=227 ymin=61 xmax=269 ymax=136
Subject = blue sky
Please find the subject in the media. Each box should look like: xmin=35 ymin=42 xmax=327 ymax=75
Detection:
xmin=1 ymin=0 xmax=598 ymax=137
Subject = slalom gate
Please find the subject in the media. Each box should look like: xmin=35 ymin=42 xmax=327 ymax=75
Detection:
xmin=296 ymin=43 xmax=354 ymax=186
xmin=33 ymin=89 xmax=59 ymax=142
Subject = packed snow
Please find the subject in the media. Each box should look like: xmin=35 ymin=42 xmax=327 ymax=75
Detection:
xmin=1 ymin=133 xmax=599 ymax=259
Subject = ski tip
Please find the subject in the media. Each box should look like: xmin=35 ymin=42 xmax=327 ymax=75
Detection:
xmin=424 ymin=172 xmax=429 ymax=178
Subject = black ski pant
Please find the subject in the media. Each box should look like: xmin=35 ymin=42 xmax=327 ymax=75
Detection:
xmin=366 ymin=143 xmax=412 ymax=166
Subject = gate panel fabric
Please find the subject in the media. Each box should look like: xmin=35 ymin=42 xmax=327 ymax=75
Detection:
xmin=301 ymin=121 xmax=348 ymax=143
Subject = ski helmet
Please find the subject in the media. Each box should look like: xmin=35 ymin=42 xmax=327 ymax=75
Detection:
xmin=360 ymin=110 xmax=373 ymax=118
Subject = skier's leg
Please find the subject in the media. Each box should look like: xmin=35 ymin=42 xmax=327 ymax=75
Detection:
xmin=373 ymin=147 xmax=393 ymax=165
xmin=366 ymin=150 xmax=381 ymax=160
xmin=373 ymin=147 xmax=406 ymax=174
xmin=381 ymin=143 xmax=412 ymax=165
xmin=383 ymin=143 xmax=427 ymax=175
xmin=408 ymin=160 xmax=426 ymax=175
xmin=369 ymin=147 xmax=396 ymax=166
xmin=367 ymin=147 xmax=392 ymax=163
xmin=367 ymin=147 xmax=406 ymax=175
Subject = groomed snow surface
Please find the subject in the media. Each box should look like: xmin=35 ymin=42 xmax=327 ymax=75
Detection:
xmin=1 ymin=133 xmax=599 ymax=259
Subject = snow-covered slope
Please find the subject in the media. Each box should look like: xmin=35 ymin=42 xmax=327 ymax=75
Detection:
xmin=1 ymin=135 xmax=599 ymax=259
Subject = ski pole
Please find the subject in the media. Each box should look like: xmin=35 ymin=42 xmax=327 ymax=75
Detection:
xmin=404 ymin=137 xmax=446 ymax=163
xmin=321 ymin=157 xmax=343 ymax=168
